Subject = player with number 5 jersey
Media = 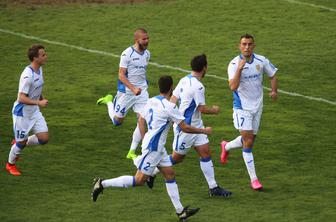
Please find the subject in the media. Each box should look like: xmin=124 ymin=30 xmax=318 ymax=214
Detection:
xmin=92 ymin=76 xmax=211 ymax=221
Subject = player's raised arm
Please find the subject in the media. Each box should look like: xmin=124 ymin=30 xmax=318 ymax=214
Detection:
xmin=229 ymin=58 xmax=246 ymax=91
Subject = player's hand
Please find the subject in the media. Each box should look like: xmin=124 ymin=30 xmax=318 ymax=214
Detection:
xmin=269 ymin=91 xmax=277 ymax=101
xmin=204 ymin=127 xmax=212 ymax=135
xmin=212 ymin=105 xmax=220 ymax=114
xmin=238 ymin=58 xmax=247 ymax=70
xmin=38 ymin=99 xmax=48 ymax=107
xmin=132 ymin=87 xmax=142 ymax=96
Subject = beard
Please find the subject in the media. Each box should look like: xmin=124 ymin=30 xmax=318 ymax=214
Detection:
xmin=139 ymin=42 xmax=148 ymax=51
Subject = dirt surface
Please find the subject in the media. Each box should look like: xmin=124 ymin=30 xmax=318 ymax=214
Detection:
xmin=2 ymin=0 xmax=147 ymax=6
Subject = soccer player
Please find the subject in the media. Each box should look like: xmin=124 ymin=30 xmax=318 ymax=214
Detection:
xmin=6 ymin=44 xmax=49 ymax=176
xmin=220 ymin=34 xmax=278 ymax=190
xmin=92 ymin=76 xmax=211 ymax=220
xmin=168 ymin=54 xmax=232 ymax=197
xmin=97 ymin=28 xmax=150 ymax=160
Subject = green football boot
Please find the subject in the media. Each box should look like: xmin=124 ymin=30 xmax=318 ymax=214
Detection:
xmin=126 ymin=150 xmax=138 ymax=160
xmin=96 ymin=94 xmax=113 ymax=105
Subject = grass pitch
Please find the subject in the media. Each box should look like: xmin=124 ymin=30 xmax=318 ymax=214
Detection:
xmin=0 ymin=0 xmax=335 ymax=221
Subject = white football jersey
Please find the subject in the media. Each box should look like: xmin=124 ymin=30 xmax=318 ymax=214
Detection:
xmin=140 ymin=95 xmax=185 ymax=152
xmin=228 ymin=53 xmax=278 ymax=111
xmin=118 ymin=46 xmax=150 ymax=93
xmin=12 ymin=66 xmax=44 ymax=117
xmin=173 ymin=74 xmax=206 ymax=128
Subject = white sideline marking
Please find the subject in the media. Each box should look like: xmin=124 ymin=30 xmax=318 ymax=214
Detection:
xmin=0 ymin=28 xmax=335 ymax=106
xmin=282 ymin=0 xmax=336 ymax=12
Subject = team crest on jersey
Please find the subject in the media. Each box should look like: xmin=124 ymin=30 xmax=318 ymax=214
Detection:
xmin=256 ymin=65 xmax=261 ymax=72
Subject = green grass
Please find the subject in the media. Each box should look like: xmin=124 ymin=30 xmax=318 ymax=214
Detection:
xmin=0 ymin=0 xmax=336 ymax=221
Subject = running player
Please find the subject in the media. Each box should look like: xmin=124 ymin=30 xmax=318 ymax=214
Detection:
xmin=169 ymin=54 xmax=232 ymax=197
xmin=97 ymin=28 xmax=150 ymax=160
xmin=6 ymin=44 xmax=49 ymax=176
xmin=92 ymin=76 xmax=211 ymax=220
xmin=220 ymin=34 xmax=278 ymax=190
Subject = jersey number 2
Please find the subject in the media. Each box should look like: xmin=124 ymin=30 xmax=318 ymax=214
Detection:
xmin=148 ymin=109 xmax=154 ymax=129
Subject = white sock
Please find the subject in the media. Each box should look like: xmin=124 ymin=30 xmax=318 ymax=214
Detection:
xmin=27 ymin=135 xmax=39 ymax=146
xmin=165 ymin=180 xmax=184 ymax=214
xmin=101 ymin=176 xmax=135 ymax=188
xmin=8 ymin=144 xmax=22 ymax=164
xmin=130 ymin=124 xmax=141 ymax=151
xmin=107 ymin=101 xmax=115 ymax=121
xmin=225 ymin=135 xmax=243 ymax=151
xmin=242 ymin=148 xmax=257 ymax=181
xmin=200 ymin=157 xmax=217 ymax=189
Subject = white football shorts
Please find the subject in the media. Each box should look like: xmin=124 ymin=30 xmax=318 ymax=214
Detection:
xmin=134 ymin=149 xmax=172 ymax=176
xmin=173 ymin=128 xmax=209 ymax=155
xmin=13 ymin=111 xmax=48 ymax=142
xmin=113 ymin=90 xmax=149 ymax=118
xmin=233 ymin=108 xmax=263 ymax=135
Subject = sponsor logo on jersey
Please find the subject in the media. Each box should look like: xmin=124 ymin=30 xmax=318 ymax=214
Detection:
xmin=133 ymin=58 xmax=140 ymax=61
xmin=34 ymin=78 xmax=40 ymax=82
xmin=134 ymin=65 xmax=147 ymax=70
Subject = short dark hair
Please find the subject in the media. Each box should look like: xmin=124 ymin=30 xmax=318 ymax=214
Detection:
xmin=190 ymin=54 xmax=207 ymax=72
xmin=28 ymin=44 xmax=44 ymax=62
xmin=240 ymin=33 xmax=254 ymax=42
xmin=158 ymin=75 xmax=173 ymax=94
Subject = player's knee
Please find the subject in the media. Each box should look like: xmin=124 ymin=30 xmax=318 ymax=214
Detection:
xmin=242 ymin=137 xmax=254 ymax=147
xmin=164 ymin=172 xmax=176 ymax=181
xmin=172 ymin=153 xmax=184 ymax=164
xmin=135 ymin=177 xmax=146 ymax=186
xmin=244 ymin=140 xmax=253 ymax=148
